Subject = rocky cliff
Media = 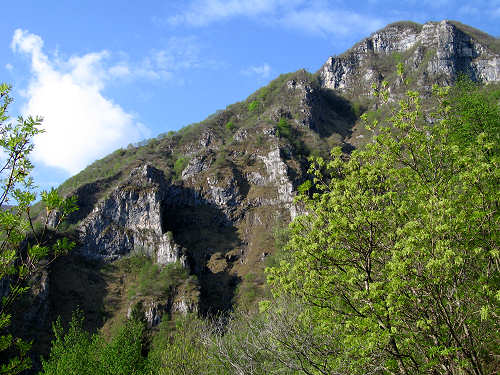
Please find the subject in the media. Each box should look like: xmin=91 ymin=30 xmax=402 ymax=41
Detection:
xmin=15 ymin=20 xmax=499 ymax=367
xmin=320 ymin=20 xmax=499 ymax=96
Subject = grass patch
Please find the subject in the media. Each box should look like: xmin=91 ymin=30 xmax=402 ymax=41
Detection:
xmin=124 ymin=256 xmax=189 ymax=299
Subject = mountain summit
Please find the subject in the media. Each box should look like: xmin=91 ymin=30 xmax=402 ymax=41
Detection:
xmin=16 ymin=20 xmax=500 ymax=366
xmin=320 ymin=20 xmax=499 ymax=94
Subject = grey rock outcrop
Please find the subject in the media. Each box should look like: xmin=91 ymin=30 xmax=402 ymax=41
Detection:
xmin=78 ymin=164 xmax=185 ymax=265
xmin=127 ymin=298 xmax=167 ymax=328
xmin=206 ymin=174 xmax=243 ymax=212
xmin=258 ymin=147 xmax=297 ymax=219
xmin=181 ymin=152 xmax=212 ymax=180
xmin=171 ymin=297 xmax=198 ymax=314
xmin=320 ymin=20 xmax=500 ymax=94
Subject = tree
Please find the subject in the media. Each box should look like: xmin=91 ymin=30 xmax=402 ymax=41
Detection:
xmin=267 ymin=77 xmax=499 ymax=374
xmin=0 ymin=83 xmax=77 ymax=374
xmin=203 ymin=297 xmax=350 ymax=375
xmin=148 ymin=315 xmax=213 ymax=375
xmin=40 ymin=312 xmax=147 ymax=375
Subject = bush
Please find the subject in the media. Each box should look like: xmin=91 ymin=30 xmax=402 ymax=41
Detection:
xmin=247 ymin=100 xmax=260 ymax=112
xmin=40 ymin=312 xmax=147 ymax=375
xmin=225 ymin=121 xmax=235 ymax=132
xmin=128 ymin=257 xmax=188 ymax=299
xmin=173 ymin=156 xmax=188 ymax=179
xmin=147 ymin=315 xmax=213 ymax=375
xmin=276 ymin=117 xmax=291 ymax=138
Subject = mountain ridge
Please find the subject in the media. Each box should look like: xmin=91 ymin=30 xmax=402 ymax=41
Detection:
xmin=15 ymin=19 xmax=500 ymax=370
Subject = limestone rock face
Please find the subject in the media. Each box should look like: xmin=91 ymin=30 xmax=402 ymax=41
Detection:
xmin=181 ymin=152 xmax=212 ymax=180
xmin=286 ymin=78 xmax=317 ymax=129
xmin=171 ymin=297 xmax=198 ymax=314
xmin=78 ymin=164 xmax=185 ymax=265
xmin=127 ymin=298 xmax=167 ymax=328
xmin=320 ymin=21 xmax=500 ymax=94
xmin=258 ymin=148 xmax=297 ymax=219
xmin=206 ymin=174 xmax=243 ymax=212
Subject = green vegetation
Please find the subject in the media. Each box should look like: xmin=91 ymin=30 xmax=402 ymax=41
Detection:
xmin=126 ymin=256 xmax=189 ymax=299
xmin=276 ymin=117 xmax=291 ymax=138
xmin=247 ymin=100 xmax=260 ymax=112
xmin=40 ymin=312 xmax=147 ymax=375
xmin=447 ymin=76 xmax=500 ymax=148
xmin=386 ymin=20 xmax=423 ymax=32
xmin=0 ymin=83 xmax=78 ymax=374
xmin=267 ymin=78 xmax=499 ymax=374
xmin=225 ymin=121 xmax=235 ymax=132
xmin=173 ymin=156 xmax=188 ymax=180
xmin=147 ymin=315 xmax=210 ymax=375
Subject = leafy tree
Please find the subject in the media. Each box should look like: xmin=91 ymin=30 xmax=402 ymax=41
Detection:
xmin=447 ymin=76 xmax=500 ymax=151
xmin=148 ymin=315 xmax=212 ymax=375
xmin=0 ymin=83 xmax=77 ymax=374
xmin=40 ymin=312 xmax=147 ymax=375
xmin=173 ymin=156 xmax=188 ymax=179
xmin=267 ymin=79 xmax=499 ymax=374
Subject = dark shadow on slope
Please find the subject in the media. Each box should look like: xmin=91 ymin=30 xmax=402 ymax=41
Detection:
xmin=161 ymin=185 xmax=242 ymax=316
xmin=311 ymin=88 xmax=358 ymax=139
xmin=11 ymin=248 xmax=110 ymax=374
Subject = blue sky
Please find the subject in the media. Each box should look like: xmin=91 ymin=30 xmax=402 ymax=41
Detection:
xmin=1 ymin=0 xmax=499 ymax=193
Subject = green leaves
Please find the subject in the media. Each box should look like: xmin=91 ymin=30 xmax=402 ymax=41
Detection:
xmin=225 ymin=121 xmax=235 ymax=132
xmin=41 ymin=312 xmax=148 ymax=375
xmin=267 ymin=80 xmax=500 ymax=374
xmin=41 ymin=188 xmax=78 ymax=228
xmin=0 ymin=83 xmax=78 ymax=374
xmin=247 ymin=100 xmax=260 ymax=112
xmin=276 ymin=117 xmax=291 ymax=138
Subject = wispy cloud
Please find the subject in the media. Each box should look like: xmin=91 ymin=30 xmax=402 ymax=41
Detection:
xmin=166 ymin=0 xmax=384 ymax=36
xmin=458 ymin=5 xmax=480 ymax=17
xmin=167 ymin=0 xmax=296 ymax=27
xmin=128 ymin=36 xmax=211 ymax=80
xmin=241 ymin=63 xmax=271 ymax=79
xmin=281 ymin=7 xmax=384 ymax=36
xmin=11 ymin=29 xmax=151 ymax=175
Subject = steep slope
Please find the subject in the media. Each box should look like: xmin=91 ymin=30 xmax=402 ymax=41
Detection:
xmin=320 ymin=20 xmax=499 ymax=95
xmin=319 ymin=20 xmax=499 ymax=147
xmin=15 ymin=20 xmax=499 ymax=369
xmin=57 ymin=69 xmax=357 ymax=315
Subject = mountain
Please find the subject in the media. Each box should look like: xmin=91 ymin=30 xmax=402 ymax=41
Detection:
xmin=320 ymin=20 xmax=499 ymax=94
xmin=14 ymin=20 xmax=500 ymax=366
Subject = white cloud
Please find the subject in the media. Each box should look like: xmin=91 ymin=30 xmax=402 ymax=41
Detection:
xmin=166 ymin=0 xmax=384 ymax=36
xmin=242 ymin=63 xmax=271 ymax=79
xmin=281 ymin=7 xmax=384 ymax=36
xmin=5 ymin=63 xmax=13 ymax=71
xmin=113 ymin=36 xmax=210 ymax=82
xmin=167 ymin=0 xmax=295 ymax=26
xmin=11 ymin=29 xmax=151 ymax=175
xmin=458 ymin=5 xmax=480 ymax=16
